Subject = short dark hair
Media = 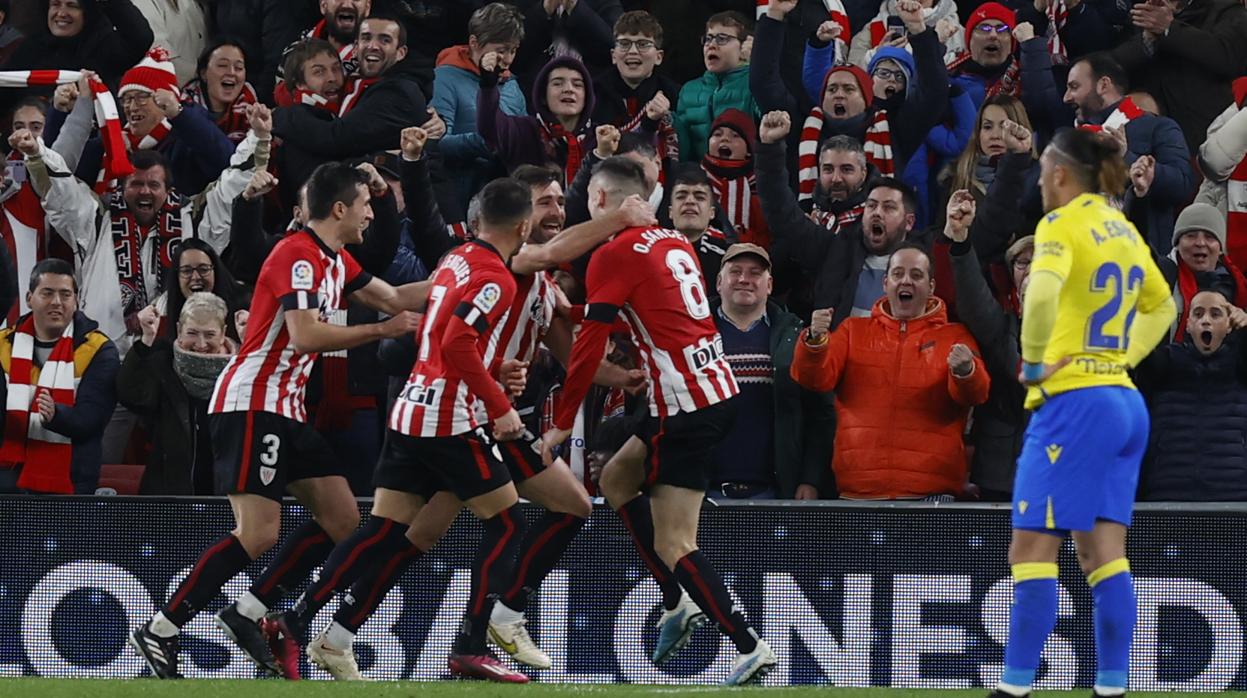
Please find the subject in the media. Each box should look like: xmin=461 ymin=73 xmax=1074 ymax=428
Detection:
xmin=9 ymin=96 xmax=47 ymax=122
xmin=478 ymin=177 xmax=533 ymax=228
xmin=706 ymin=11 xmax=752 ymax=40
xmin=127 ymin=149 xmax=170 ymax=185
xmin=510 ymin=164 xmax=562 ymax=192
xmin=869 ymin=176 xmax=917 ymax=215
xmin=1076 ymin=52 xmax=1128 ymax=93
xmin=669 ymin=163 xmax=713 ymax=193
xmin=617 ymin=132 xmax=658 ymax=159
xmin=591 ymin=156 xmax=648 ymax=198
xmin=886 ymin=242 xmax=932 ymax=274
xmin=305 ymin=162 xmax=370 ymax=221
xmin=469 ymin=2 xmax=525 ymax=46
xmin=362 ymin=13 xmax=407 ymax=49
xmin=195 ymin=36 xmax=248 ymax=82
xmin=283 ymin=38 xmax=339 ymax=89
xmin=614 ymin=10 xmax=664 ymax=47
xmin=29 ymin=258 xmax=76 ymax=294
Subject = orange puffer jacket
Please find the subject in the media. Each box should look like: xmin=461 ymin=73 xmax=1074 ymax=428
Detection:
xmin=791 ymin=296 xmax=990 ymax=499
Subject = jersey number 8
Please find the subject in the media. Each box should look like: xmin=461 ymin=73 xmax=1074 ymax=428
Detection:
xmin=665 ymin=249 xmax=710 ymax=320
xmin=1086 ymin=261 xmax=1145 ymax=350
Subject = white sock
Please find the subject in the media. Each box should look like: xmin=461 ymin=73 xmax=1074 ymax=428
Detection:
xmin=996 ymin=681 xmax=1031 ymax=697
xmin=234 ymin=592 xmax=268 ymax=622
xmin=324 ymin=621 xmax=354 ymax=651
xmin=490 ymin=601 xmax=524 ymax=625
xmin=149 ymin=612 xmax=179 ymax=638
xmin=1093 ymin=686 xmax=1126 ymax=697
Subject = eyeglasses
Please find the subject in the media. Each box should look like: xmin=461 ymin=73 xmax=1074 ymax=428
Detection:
xmin=702 ymin=33 xmax=739 ymax=47
xmin=873 ymin=68 xmax=906 ymax=82
xmin=1012 ymin=258 xmax=1032 ymax=269
xmin=974 ymin=23 xmax=1013 ymax=35
xmin=178 ymin=264 xmax=214 ymax=278
xmin=120 ymin=93 xmax=152 ymax=108
xmin=615 ymin=38 xmax=656 ymax=53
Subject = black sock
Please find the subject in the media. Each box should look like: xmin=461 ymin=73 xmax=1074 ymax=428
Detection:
xmin=163 ymin=534 xmax=253 ymax=627
xmin=287 ymin=516 xmax=409 ymax=639
xmin=249 ymin=519 xmax=335 ymax=607
xmin=500 ymin=512 xmax=585 ymax=612
xmin=617 ymin=496 xmax=683 ymax=611
xmin=453 ymin=503 xmax=527 ymax=655
xmin=673 ymin=550 xmax=758 ymax=654
xmin=333 ymin=539 xmax=423 ymax=633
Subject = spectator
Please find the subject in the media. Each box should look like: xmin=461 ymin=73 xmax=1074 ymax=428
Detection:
xmin=0 ymin=1 xmax=22 ymax=67
xmin=149 ymin=238 xmax=239 ymax=341
xmin=1135 ymin=290 xmax=1247 ymax=501
xmin=270 ymin=38 xmax=345 ymax=209
xmin=1158 ymin=202 xmax=1247 ymax=342
xmin=701 ymin=108 xmax=770 ymax=248
xmin=1112 ymin=0 xmax=1247 ymax=153
xmin=273 ymin=0 xmax=369 ymax=106
xmin=1064 ymin=52 xmax=1191 ymax=253
xmin=211 ymin=0 xmax=313 ymax=104
xmin=0 ymin=258 xmax=118 ymax=494
xmin=847 ymin=0 xmax=966 ymax=68
xmin=431 ymin=2 xmax=528 ymax=211
xmin=9 ymin=97 xmax=45 ymax=140
xmin=1035 ymin=0 xmax=1132 ymax=60
xmin=478 ymin=52 xmax=596 ymax=182
xmin=181 ymin=38 xmax=257 ymax=145
xmin=668 ymin=164 xmax=729 ymax=293
xmin=674 ymin=11 xmax=758 ymax=163
xmin=131 ymin=0 xmax=207 ymax=84
xmin=710 ymin=243 xmax=834 ymax=500
xmin=592 ymin=11 xmax=681 ymax=163
xmin=1196 ymin=77 xmax=1247 ymax=267
xmin=117 ymin=291 xmax=236 ymax=495
xmin=513 ymin=0 xmax=616 ymax=86
xmin=790 ymin=244 xmax=990 ymax=500
xmin=946 ymin=189 xmax=1031 ymax=500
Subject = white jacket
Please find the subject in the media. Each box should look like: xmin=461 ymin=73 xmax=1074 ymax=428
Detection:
xmin=1195 ymin=98 xmax=1247 ymax=216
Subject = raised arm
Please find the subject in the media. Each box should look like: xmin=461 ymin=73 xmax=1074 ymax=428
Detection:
xmin=16 ymin=131 xmax=102 ymax=256
xmin=510 ymin=194 xmax=656 ymax=275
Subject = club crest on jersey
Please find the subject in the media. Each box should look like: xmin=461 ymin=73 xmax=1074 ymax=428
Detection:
xmin=291 ymin=260 xmax=315 ymax=291
xmin=474 ymin=283 xmax=502 ymax=313
xmin=259 ymin=466 xmax=277 ymax=486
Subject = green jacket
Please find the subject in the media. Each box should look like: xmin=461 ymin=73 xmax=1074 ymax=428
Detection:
xmin=675 ymin=64 xmax=759 ymax=162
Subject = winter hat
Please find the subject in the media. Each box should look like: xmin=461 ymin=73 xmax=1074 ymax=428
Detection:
xmin=868 ymin=47 xmax=915 ymax=87
xmin=964 ymin=2 xmax=1016 ymax=49
xmin=119 ymin=47 xmax=180 ymax=98
xmin=710 ymin=108 xmax=757 ymax=156
xmin=533 ymin=54 xmax=596 ymax=124
xmin=1173 ymin=203 xmax=1228 ymax=249
xmin=820 ymin=65 xmax=874 ymax=109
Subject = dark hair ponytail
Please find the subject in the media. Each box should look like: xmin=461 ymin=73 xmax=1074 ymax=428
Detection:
xmin=1049 ymin=128 xmax=1129 ymax=196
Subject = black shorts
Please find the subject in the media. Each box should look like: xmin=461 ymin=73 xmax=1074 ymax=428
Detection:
xmin=209 ymin=411 xmax=342 ymax=502
xmin=496 ymin=429 xmax=549 ymax=484
xmin=373 ymin=428 xmax=513 ymax=502
xmin=635 ymin=399 xmax=738 ymax=491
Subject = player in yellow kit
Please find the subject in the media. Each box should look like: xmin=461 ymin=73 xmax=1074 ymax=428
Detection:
xmin=991 ymin=128 xmax=1177 ymax=698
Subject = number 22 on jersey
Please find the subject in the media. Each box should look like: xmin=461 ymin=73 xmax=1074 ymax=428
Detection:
xmin=1085 ymin=261 xmax=1145 ymax=351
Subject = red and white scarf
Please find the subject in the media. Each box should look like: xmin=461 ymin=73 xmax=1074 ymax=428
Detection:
xmin=813 ymin=202 xmax=865 ymax=234
xmin=1 ymin=179 xmax=47 ymax=326
xmin=0 ymin=317 xmax=76 ymax=494
xmin=110 ymin=195 xmax=185 ymax=317
xmin=757 ymin=0 xmax=851 ymax=58
xmin=182 ymin=79 xmax=259 ymax=144
xmin=1226 ymin=79 xmax=1247 ymax=269
xmin=1045 ymin=0 xmax=1069 ymax=65
xmin=798 ymin=107 xmax=892 ymax=201
xmin=0 ymin=71 xmax=134 ymax=187
xmin=338 ymin=76 xmax=378 ymax=115
xmin=1077 ymin=96 xmax=1144 ymax=133
xmin=537 ymin=114 xmax=588 ymax=183
xmin=310 ymin=19 xmax=358 ymax=75
xmin=703 ymin=154 xmax=756 ymax=237
xmin=294 ymin=88 xmax=341 ymax=114
xmin=947 ymin=52 xmax=1022 ymax=99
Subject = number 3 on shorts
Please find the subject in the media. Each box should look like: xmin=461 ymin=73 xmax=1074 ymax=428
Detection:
xmin=259 ymin=433 xmax=281 ymax=466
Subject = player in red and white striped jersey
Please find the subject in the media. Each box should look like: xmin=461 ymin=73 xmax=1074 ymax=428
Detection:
xmin=130 ymin=162 xmax=430 ymax=680
xmin=542 ymin=157 xmax=776 ymax=685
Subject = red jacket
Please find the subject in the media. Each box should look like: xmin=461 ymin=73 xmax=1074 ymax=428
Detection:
xmin=791 ymin=296 xmax=989 ymax=499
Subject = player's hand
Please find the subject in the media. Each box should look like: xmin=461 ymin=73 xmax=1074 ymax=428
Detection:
xmin=247 ymin=103 xmax=273 ymax=139
xmin=422 ymin=106 xmax=447 ymax=141
xmin=1001 ymin=119 xmax=1032 ymax=154
xmin=816 ymin=20 xmax=842 ymax=43
xmin=380 ymin=310 xmax=422 ymax=338
xmin=35 ymin=389 xmax=55 ymax=423
xmin=595 ymin=124 xmax=621 ymax=159
xmin=242 ymin=169 xmax=278 ymax=201
xmin=944 ymin=189 xmax=976 ymax=242
xmin=758 ymin=110 xmax=791 ymax=144
xmin=480 ymin=51 xmax=501 ymax=74
xmin=1013 ymin=21 xmax=1036 ymax=43
xmin=809 ymin=307 xmax=833 ymax=339
xmin=499 ymin=359 xmax=529 ymax=397
xmin=401 ymin=126 xmax=429 ymax=160
xmin=947 ymin=343 xmax=975 ymax=377
xmin=1130 ymin=155 xmax=1155 ymax=197
xmin=766 ymin=0 xmax=798 ymax=20
xmin=1231 ymin=306 xmax=1247 ymax=331
xmin=794 ymin=484 xmax=819 ymax=500
xmin=615 ymin=194 xmax=656 ymax=228
xmin=153 ymin=88 xmax=182 ymax=119
xmin=540 ymin=426 xmax=572 ymax=465
xmin=1018 ymin=356 xmax=1073 ymax=386
xmin=493 ymin=408 xmax=524 ymax=441
xmin=8 ymin=129 xmax=38 ymax=157
xmin=137 ymin=304 xmax=160 ymax=346
xmin=643 ymin=91 xmax=670 ymax=122
xmin=897 ymin=0 xmax=926 ymax=34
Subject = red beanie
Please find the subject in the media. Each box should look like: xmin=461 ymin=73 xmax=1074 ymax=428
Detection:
xmin=965 ymin=2 xmax=1017 ymax=49
xmin=119 ymin=47 xmax=180 ymax=99
xmin=820 ymin=65 xmax=874 ymax=109
xmin=711 ymin=108 xmax=757 ymax=155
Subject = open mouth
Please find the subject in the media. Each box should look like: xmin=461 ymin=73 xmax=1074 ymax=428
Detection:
xmin=832 ymin=103 xmax=847 ymax=117
xmin=362 ymin=50 xmax=384 ymax=69
xmin=869 ymin=220 xmax=885 ymax=237
xmin=983 ymin=44 xmax=1002 ymax=58
xmin=559 ymin=96 xmax=579 ymax=106
xmin=135 ymin=198 xmax=155 ymax=214
xmin=623 ymin=58 xmax=643 ymax=69
xmin=336 ymin=10 xmax=358 ymax=26
xmin=220 ymin=76 xmax=240 ymax=92
xmin=884 ymin=86 xmax=898 ymax=98
xmin=679 ymin=206 xmax=700 ymax=217
xmin=1192 ymin=252 xmax=1209 ymax=265
xmin=540 ymin=218 xmax=562 ymax=235
xmin=716 ymin=145 xmax=733 ymax=158
xmin=1202 ymin=330 xmax=1214 ymax=346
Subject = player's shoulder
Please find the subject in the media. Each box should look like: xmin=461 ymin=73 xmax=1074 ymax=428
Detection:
xmin=613 ymin=225 xmax=692 ymax=254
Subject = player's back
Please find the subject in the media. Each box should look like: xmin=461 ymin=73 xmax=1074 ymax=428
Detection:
xmin=1026 ymin=193 xmax=1170 ymax=407
xmin=587 ymin=226 xmax=737 ymax=415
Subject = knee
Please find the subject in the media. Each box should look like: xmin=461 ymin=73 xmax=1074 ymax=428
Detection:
xmin=406 ymin=517 xmax=449 ymax=552
xmin=655 ymin=539 xmax=696 ymax=571
xmin=558 ymin=493 xmax=593 ymax=520
xmin=318 ymin=506 xmax=362 ymax=543
xmin=598 ymin=465 xmax=634 ymax=510
xmin=234 ymin=520 xmax=280 ymax=557
xmin=1076 ymin=546 xmax=1099 ymax=577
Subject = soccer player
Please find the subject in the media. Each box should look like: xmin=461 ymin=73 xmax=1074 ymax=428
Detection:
xmin=541 ymin=157 xmax=776 ymax=686
xmin=127 ymin=161 xmax=429 ymax=679
xmin=264 ymin=177 xmax=537 ymax=683
xmin=990 ymin=128 xmax=1176 ymax=698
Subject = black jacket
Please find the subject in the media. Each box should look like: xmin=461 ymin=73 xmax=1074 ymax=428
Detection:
xmin=116 ymin=338 xmax=202 ymax=495
xmin=1136 ymin=333 xmax=1247 ymax=501
xmin=591 ymin=69 xmax=683 ymax=132
xmin=210 ymin=0 xmax=317 ymax=104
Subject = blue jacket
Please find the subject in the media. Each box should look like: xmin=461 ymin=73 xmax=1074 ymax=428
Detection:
xmin=949 ymin=38 xmax=1070 ymax=139
xmin=905 ymin=86 xmax=976 ymax=229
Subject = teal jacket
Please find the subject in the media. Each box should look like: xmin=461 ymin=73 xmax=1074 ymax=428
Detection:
xmin=675 ymin=64 xmax=759 ymax=162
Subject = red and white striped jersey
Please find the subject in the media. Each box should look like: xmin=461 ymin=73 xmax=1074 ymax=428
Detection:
xmin=554 ymin=226 xmax=739 ymax=429
xmin=473 ymin=270 xmax=558 ymax=422
xmin=211 ymin=230 xmax=369 ymax=421
xmin=389 ymin=241 xmax=517 ymax=437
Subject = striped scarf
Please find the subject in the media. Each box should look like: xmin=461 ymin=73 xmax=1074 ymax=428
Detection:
xmin=338 ymin=76 xmax=377 ymax=115
xmin=310 ymin=19 xmax=358 ymax=75
xmin=110 ymin=195 xmax=185 ymax=317
xmin=1077 ymin=97 xmax=1143 ymax=133
xmin=702 ymin=154 xmax=756 ymax=238
xmin=947 ymin=53 xmax=1022 ymax=99
xmin=813 ymin=202 xmax=865 ymax=234
xmin=293 ymin=88 xmax=340 ymax=114
xmin=0 ymin=70 xmax=134 ymax=187
xmin=756 ymin=0 xmax=851 ymax=60
xmin=537 ymin=114 xmax=587 ymax=183
xmin=798 ymin=108 xmax=892 ymax=202
xmin=181 ymin=79 xmax=259 ymax=144
xmin=0 ymin=317 xmax=76 ymax=494
xmin=1046 ymin=0 xmax=1068 ymax=65
xmin=620 ymin=107 xmax=681 ymax=163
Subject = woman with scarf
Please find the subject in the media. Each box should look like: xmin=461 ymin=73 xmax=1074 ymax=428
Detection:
xmin=117 ymin=291 xmax=237 ymax=495
xmin=180 ymin=38 xmax=258 ymax=145
xmin=1159 ymin=203 xmax=1247 ymax=343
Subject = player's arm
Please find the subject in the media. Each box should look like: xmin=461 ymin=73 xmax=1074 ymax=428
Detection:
xmin=510 ymin=195 xmax=656 ymax=275
xmin=1124 ymin=254 xmax=1178 ymax=368
xmin=350 ymin=276 xmax=434 ymax=314
xmin=285 ymin=306 xmax=420 ymax=353
xmin=543 ymin=315 xmax=645 ymax=390
xmin=1020 ymin=215 xmax=1075 ymax=380
xmin=439 ymin=278 xmax=515 ymax=422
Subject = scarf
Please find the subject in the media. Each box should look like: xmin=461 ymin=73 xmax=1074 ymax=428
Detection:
xmin=0 ymin=317 xmax=76 ymax=493
xmin=338 ymin=76 xmax=378 ymax=115
xmin=110 ymin=195 xmax=185 ymax=317
xmin=293 ymin=87 xmax=340 ymax=114
xmin=1078 ymin=97 xmax=1144 ymax=133
xmin=173 ymin=340 xmax=235 ymax=400
xmin=1046 ymin=0 xmax=1068 ymax=65
xmin=310 ymin=19 xmax=358 ymax=76
xmin=947 ymin=53 xmax=1022 ymax=99
xmin=975 ymin=155 xmax=998 ymax=192
xmin=0 ymin=71 xmax=133 ymax=186
xmin=617 ymin=91 xmax=681 ymax=162
xmin=537 ymin=114 xmax=587 ymax=183
xmin=181 ymin=79 xmax=259 ymax=144
xmin=0 ymin=179 xmax=47 ymax=325
xmin=757 ymin=0 xmax=851 ymax=59
xmin=813 ymin=202 xmax=865 ymax=234
xmin=124 ymin=117 xmax=173 ymax=152
xmin=703 ymin=154 xmax=757 ymax=238
xmin=798 ymin=108 xmax=892 ymax=201
xmin=1175 ymin=258 xmax=1247 ymax=340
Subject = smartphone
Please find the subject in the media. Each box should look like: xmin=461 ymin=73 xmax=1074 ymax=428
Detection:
xmin=7 ymin=160 xmax=26 ymax=185
xmin=885 ymin=15 xmax=906 ymax=39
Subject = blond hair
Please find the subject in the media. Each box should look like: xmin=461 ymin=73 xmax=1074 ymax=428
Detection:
xmin=179 ymin=292 xmax=227 ymax=329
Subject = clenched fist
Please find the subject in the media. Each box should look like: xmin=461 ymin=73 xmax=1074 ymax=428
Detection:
xmin=8 ymin=129 xmax=38 ymax=157
xmin=153 ymin=88 xmax=182 ymax=119
xmin=816 ymin=20 xmax=842 ymax=43
xmin=809 ymin=307 xmax=833 ymax=339
xmin=643 ymin=91 xmax=671 ymax=122
xmin=1001 ymin=119 xmax=1032 ymax=154
xmin=948 ymin=343 xmax=975 ymax=377
xmin=247 ymin=103 xmax=272 ymax=139
xmin=945 ymin=189 xmax=975 ymax=242
xmin=1130 ymin=155 xmax=1155 ymax=197
xmin=758 ymin=110 xmax=791 ymax=144
xmin=595 ymin=124 xmax=621 ymax=159
xmin=1013 ymin=22 xmax=1036 ymax=43
xmin=242 ymin=169 xmax=278 ymax=201
xmin=422 ymin=107 xmax=447 ymax=141
xmin=401 ymin=126 xmax=429 ymax=160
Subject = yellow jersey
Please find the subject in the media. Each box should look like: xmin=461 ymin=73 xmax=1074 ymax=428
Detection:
xmin=1022 ymin=193 xmax=1172 ymax=409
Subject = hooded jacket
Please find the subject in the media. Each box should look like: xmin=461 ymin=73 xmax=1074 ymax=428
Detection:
xmin=791 ymin=296 xmax=989 ymax=499
xmin=675 ymin=63 xmax=758 ymax=163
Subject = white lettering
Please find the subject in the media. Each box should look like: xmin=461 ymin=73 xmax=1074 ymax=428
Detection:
xmin=414 ymin=568 xmax=470 ymax=676
xmin=891 ymin=574 xmax=971 ymax=688
xmin=763 ymin=573 xmax=871 ymax=687
xmin=615 ymin=576 xmax=736 ymax=684
xmin=1133 ymin=578 xmax=1242 ymax=691
xmin=443 ymin=255 xmax=471 ymax=287
xmin=632 ymin=229 xmax=689 ymax=255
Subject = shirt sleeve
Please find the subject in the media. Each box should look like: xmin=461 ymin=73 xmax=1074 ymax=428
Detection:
xmin=266 ymin=242 xmax=324 ymax=312
xmin=440 ymin=265 xmax=515 ymax=420
xmin=1020 ymin=213 xmax=1072 ymax=364
xmin=340 ymin=248 xmax=374 ymax=295
xmin=1029 ymin=212 xmax=1074 ymax=282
